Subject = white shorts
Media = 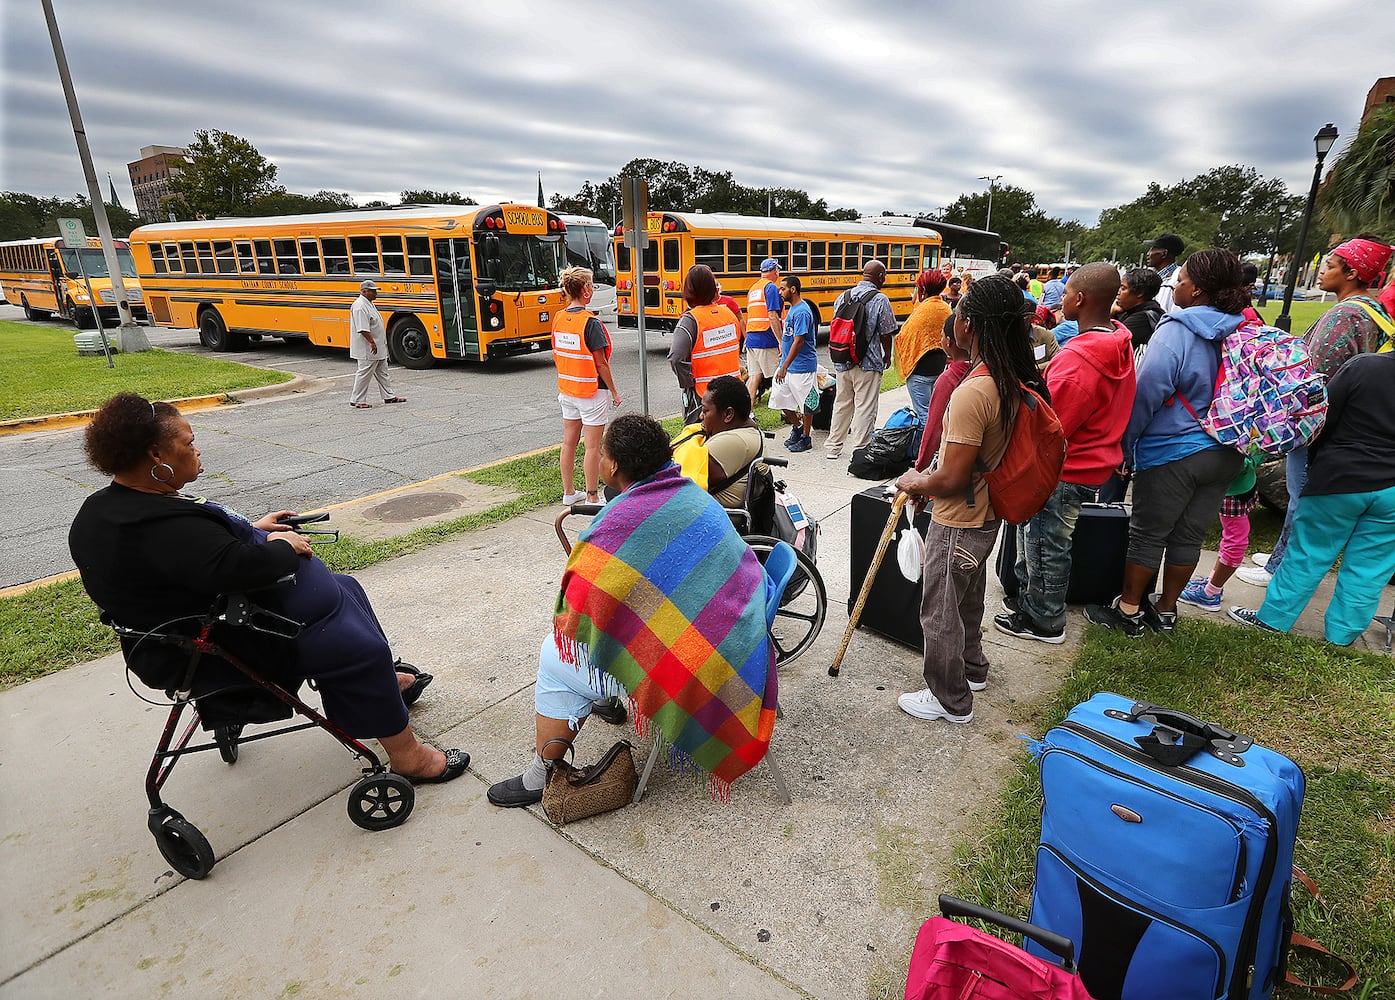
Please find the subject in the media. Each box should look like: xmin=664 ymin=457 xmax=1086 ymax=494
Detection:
xmin=559 ymin=390 xmax=610 ymax=426
xmin=746 ymin=347 xmax=782 ymax=379
xmin=768 ymin=370 xmax=820 ymax=413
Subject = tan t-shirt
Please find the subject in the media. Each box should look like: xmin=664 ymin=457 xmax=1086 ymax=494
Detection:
xmin=930 ymin=374 xmax=1010 ymax=527
xmin=706 ymin=425 xmax=765 ymax=507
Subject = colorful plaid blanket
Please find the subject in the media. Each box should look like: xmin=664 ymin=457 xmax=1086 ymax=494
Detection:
xmin=554 ymin=463 xmax=777 ymax=798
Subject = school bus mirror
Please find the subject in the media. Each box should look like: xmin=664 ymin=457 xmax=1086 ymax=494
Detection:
xmin=477 ymin=279 xmax=497 ymax=299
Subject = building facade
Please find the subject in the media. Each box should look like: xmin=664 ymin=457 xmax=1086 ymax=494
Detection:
xmin=127 ymin=145 xmax=187 ymax=223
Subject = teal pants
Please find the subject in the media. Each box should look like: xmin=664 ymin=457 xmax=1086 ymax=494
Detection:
xmin=1258 ymin=485 xmax=1395 ymax=645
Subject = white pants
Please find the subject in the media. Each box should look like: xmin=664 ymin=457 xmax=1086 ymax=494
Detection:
xmin=351 ymin=358 xmax=394 ymax=404
xmin=825 ymin=367 xmax=882 ymax=454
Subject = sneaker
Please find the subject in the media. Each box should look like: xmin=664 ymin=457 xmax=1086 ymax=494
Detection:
xmin=967 ymin=678 xmax=988 ymax=692
xmin=1228 ymin=606 xmax=1281 ymax=633
xmin=992 ymin=611 xmax=1066 ymax=644
xmin=1083 ymin=598 xmax=1147 ymax=638
xmin=787 ymin=434 xmax=812 ymax=453
xmin=561 ymin=491 xmax=585 ymax=505
xmin=1235 ymin=566 xmax=1273 ymax=587
xmin=897 ymin=688 xmax=973 ymax=724
xmin=1177 ymin=579 xmax=1222 ymax=612
xmin=825 ymin=449 xmax=843 ymax=461
xmin=486 ymin=774 xmax=543 ymax=808
xmin=1141 ymin=602 xmax=1177 ymax=633
xmin=1001 ymin=595 xmax=1021 ymax=615
xmin=783 ymin=426 xmax=802 ymax=446
xmin=1251 ymin=552 xmax=1271 ymax=568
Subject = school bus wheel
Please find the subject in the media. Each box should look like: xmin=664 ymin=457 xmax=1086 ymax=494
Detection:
xmin=198 ymin=307 xmax=247 ymax=352
xmin=21 ymin=296 xmax=50 ymax=321
xmin=389 ymin=316 xmax=435 ymax=370
xmin=67 ymin=298 xmax=96 ymax=329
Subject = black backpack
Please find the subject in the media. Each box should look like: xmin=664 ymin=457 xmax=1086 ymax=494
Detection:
xmin=828 ymin=289 xmax=875 ymax=366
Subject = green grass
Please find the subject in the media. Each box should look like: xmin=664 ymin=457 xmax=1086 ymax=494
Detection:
xmin=0 ymin=577 xmax=117 ymax=687
xmin=943 ymin=619 xmax=1395 ymax=999
xmin=1258 ymin=298 xmax=1329 ymax=334
xmin=0 ymin=321 xmax=291 ymax=420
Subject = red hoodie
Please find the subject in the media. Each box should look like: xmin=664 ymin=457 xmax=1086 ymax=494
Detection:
xmin=1047 ymin=322 xmax=1137 ymax=485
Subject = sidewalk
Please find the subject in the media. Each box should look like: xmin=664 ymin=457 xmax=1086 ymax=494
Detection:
xmin=2 ymin=384 xmax=1389 ymax=999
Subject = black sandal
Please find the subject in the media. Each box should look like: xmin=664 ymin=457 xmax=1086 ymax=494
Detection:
xmin=396 ymin=748 xmax=470 ymax=785
xmin=395 ymin=660 xmax=434 ymax=707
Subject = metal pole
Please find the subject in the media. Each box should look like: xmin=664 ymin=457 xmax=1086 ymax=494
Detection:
xmin=1276 ymin=144 xmax=1332 ymax=333
xmin=1260 ymin=209 xmax=1283 ymax=308
xmin=41 ymin=0 xmax=149 ymax=352
xmin=635 ymin=239 xmax=649 ymax=416
xmin=73 ymin=248 xmax=114 ymax=367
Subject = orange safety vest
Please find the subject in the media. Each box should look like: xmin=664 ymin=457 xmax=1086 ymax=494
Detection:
xmin=553 ymin=308 xmax=610 ymax=397
xmin=746 ymin=278 xmax=773 ymax=334
xmin=690 ymin=304 xmax=742 ymax=394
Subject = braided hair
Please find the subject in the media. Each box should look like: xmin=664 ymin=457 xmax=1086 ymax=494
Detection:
xmin=957 ymin=275 xmax=1049 ymax=437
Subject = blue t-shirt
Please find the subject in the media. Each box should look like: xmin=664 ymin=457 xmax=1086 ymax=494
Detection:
xmin=746 ymin=280 xmax=783 ymax=350
xmin=780 ymin=300 xmax=818 ymax=373
xmin=1052 ymin=320 xmax=1080 ymax=346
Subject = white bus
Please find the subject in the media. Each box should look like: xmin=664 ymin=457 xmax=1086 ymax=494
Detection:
xmin=558 ymin=213 xmax=617 ymax=322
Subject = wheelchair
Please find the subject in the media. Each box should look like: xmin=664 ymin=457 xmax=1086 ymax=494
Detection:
xmin=555 ymin=453 xmax=827 ymax=666
xmin=102 ymin=514 xmax=413 ymax=880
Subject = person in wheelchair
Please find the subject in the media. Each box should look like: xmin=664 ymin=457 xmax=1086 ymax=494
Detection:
xmin=487 ymin=414 xmax=779 ymax=808
xmin=671 ymin=375 xmax=764 ymax=508
xmin=67 ymin=393 xmax=468 ymax=785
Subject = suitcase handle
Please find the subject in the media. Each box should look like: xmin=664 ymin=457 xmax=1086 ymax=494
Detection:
xmin=1107 ymin=701 xmax=1254 ymax=767
xmin=937 ymin=894 xmax=1077 ymax=971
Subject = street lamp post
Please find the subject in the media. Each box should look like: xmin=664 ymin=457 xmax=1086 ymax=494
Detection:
xmin=977 ymin=174 xmax=1002 ymax=232
xmin=1276 ymin=123 xmax=1339 ymax=332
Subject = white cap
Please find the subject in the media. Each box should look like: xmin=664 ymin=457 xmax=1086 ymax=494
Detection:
xmin=360 ymin=279 xmax=378 ymax=291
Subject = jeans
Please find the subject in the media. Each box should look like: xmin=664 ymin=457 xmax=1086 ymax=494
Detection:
xmin=1013 ymin=481 xmax=1099 ymax=632
xmin=1265 ymin=447 xmax=1308 ymax=573
xmin=905 ymin=373 xmax=936 ymax=427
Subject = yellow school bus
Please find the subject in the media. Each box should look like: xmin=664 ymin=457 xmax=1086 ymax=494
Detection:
xmin=0 ymin=237 xmax=148 ymax=327
xmin=613 ymin=213 xmax=942 ymax=330
xmin=127 ymin=204 xmax=569 ymax=367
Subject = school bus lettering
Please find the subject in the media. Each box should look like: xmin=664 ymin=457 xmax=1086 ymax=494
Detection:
xmin=502 ymin=208 xmax=546 ymax=232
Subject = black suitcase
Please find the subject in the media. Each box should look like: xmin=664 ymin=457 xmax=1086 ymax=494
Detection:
xmin=811 ymin=384 xmax=836 ymax=431
xmin=997 ymin=502 xmax=1130 ymax=608
xmin=848 ymin=486 xmax=929 ymax=649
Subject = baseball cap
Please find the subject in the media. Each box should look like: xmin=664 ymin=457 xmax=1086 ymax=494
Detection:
xmin=1145 ymin=234 xmax=1185 ymax=257
xmin=360 ymin=279 xmax=379 ymax=291
xmin=759 ymin=258 xmax=779 ymax=272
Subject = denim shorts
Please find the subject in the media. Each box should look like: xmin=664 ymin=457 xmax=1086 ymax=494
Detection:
xmin=534 ymin=634 xmax=609 ymax=727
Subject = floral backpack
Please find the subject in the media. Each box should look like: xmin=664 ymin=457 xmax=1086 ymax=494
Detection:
xmin=1176 ymin=314 xmax=1326 ymax=460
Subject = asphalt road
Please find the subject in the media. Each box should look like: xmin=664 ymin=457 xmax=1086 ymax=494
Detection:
xmin=1 ymin=304 xmax=682 ymax=589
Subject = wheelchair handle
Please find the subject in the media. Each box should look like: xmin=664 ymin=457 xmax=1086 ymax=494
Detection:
xmin=280 ymin=512 xmax=329 ymax=527
xmin=553 ymin=504 xmax=605 ymax=555
xmin=763 ymin=456 xmax=789 ymax=468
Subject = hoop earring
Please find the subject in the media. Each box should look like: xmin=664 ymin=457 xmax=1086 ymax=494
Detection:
xmin=150 ymin=462 xmax=175 ymax=484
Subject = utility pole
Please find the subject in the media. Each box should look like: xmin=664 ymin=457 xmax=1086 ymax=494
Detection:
xmin=977 ymin=175 xmax=1002 ymax=232
xmin=41 ymin=0 xmax=149 ymax=352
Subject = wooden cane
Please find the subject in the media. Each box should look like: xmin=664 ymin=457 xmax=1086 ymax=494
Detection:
xmin=829 ymin=491 xmax=909 ymax=677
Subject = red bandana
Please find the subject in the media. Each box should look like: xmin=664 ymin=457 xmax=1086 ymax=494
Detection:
xmin=1332 ymin=238 xmax=1394 ymax=284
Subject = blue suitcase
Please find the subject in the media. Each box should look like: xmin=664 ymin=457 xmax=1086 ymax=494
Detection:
xmin=1025 ymin=693 xmax=1305 ymax=1000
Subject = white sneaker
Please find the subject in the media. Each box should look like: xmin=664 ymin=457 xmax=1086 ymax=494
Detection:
xmin=1251 ymin=552 xmax=1271 ymax=568
xmin=968 ymin=679 xmax=988 ymax=692
xmin=561 ymin=491 xmax=585 ymax=505
xmin=1235 ymin=566 xmax=1273 ymax=587
xmin=897 ymin=688 xmax=973 ymax=724
xmin=825 ymin=449 xmax=842 ymax=461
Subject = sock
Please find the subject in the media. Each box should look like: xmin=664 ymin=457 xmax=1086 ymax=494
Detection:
xmin=1203 ymin=581 xmax=1224 ymax=597
xmin=521 ymin=753 xmax=547 ymax=791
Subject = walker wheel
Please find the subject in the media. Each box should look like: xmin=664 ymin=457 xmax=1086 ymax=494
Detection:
xmin=149 ymin=809 xmax=215 ymax=879
xmin=214 ymin=724 xmax=241 ymax=764
xmin=347 ymin=772 xmax=415 ymax=831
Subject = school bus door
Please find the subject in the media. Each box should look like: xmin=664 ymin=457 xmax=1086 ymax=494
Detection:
xmin=433 ymin=237 xmax=478 ymax=357
xmin=659 ymin=236 xmax=682 ymax=323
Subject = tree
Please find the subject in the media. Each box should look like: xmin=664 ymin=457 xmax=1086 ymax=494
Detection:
xmin=0 ymin=192 xmax=141 ymax=240
xmin=940 ymin=185 xmax=1078 ymax=264
xmin=167 ymin=129 xmax=279 ymax=218
xmin=1319 ymin=104 xmax=1395 ymax=241
xmin=399 ymin=190 xmax=477 ymax=205
xmin=1077 ymin=166 xmax=1300 ymax=264
xmin=250 ymin=189 xmax=357 ymax=216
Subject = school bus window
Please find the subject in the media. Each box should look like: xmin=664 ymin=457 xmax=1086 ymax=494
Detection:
xmin=750 ymin=240 xmax=767 ymax=267
xmin=162 ymin=243 xmax=182 ymax=273
xmin=726 ymin=239 xmax=747 ymax=273
xmin=770 ymin=240 xmax=788 ymax=268
xmin=406 ymin=236 xmax=431 ymax=276
xmin=250 ymin=240 xmax=273 ymax=273
xmin=695 ymin=238 xmax=723 ymax=271
xmin=195 ymin=241 xmax=215 ymax=274
xmin=322 ymin=237 xmax=349 ymax=274
xmin=890 ymin=244 xmax=903 ymax=270
xmin=350 ymin=236 xmax=379 ymax=275
xmin=271 ymin=239 xmax=300 ymax=275
xmin=213 ymin=240 xmax=236 ymax=274
xmin=641 ymin=242 xmax=658 ymax=273
xmin=380 ymin=235 xmax=406 ymax=275
xmin=860 ymin=243 xmax=873 ymax=266
xmin=234 ymin=240 xmax=256 ymax=274
xmin=811 ymin=241 xmax=826 ymax=270
xmin=792 ymin=240 xmax=808 ymax=271
xmin=299 ymin=239 xmax=322 ymax=274
xmin=148 ymin=244 xmax=167 ymax=274
xmin=176 ymin=241 xmax=197 ymax=273
xmin=874 ymin=243 xmax=890 ymax=265
xmin=617 ymin=243 xmax=631 ymax=273
xmin=662 ymin=239 xmax=679 ymax=272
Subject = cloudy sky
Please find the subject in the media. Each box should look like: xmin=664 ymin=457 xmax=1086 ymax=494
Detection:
xmin=2 ymin=1 xmax=1390 ymax=226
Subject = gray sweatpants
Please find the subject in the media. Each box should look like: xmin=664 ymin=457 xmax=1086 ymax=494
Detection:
xmin=918 ymin=518 xmax=1000 ymax=717
xmin=350 ymin=358 xmax=394 ymax=404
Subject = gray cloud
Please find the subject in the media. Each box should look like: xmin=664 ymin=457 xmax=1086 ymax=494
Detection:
xmin=2 ymin=0 xmax=1390 ymax=226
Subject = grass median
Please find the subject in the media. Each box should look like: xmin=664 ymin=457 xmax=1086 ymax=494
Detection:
xmin=939 ymin=619 xmax=1394 ymax=999
xmin=1 ymin=321 xmax=292 ymax=421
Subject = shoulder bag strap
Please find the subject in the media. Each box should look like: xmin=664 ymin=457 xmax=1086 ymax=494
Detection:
xmin=1284 ymin=865 xmax=1358 ymax=994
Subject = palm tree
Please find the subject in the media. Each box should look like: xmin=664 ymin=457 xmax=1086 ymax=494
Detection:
xmin=1319 ymin=105 xmax=1395 ymax=240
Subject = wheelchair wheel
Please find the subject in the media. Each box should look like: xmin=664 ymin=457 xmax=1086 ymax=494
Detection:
xmin=214 ymin=724 xmax=242 ymax=765
xmin=347 ymin=772 xmax=415 ymax=831
xmin=150 ymin=809 xmax=215 ymax=880
xmin=744 ymin=534 xmax=827 ymax=666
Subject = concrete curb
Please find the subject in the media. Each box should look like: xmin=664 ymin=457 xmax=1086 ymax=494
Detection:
xmin=0 ymin=373 xmax=310 ymax=437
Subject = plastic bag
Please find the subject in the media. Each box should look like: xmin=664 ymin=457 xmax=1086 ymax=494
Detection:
xmin=896 ymin=503 xmax=924 ymax=582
